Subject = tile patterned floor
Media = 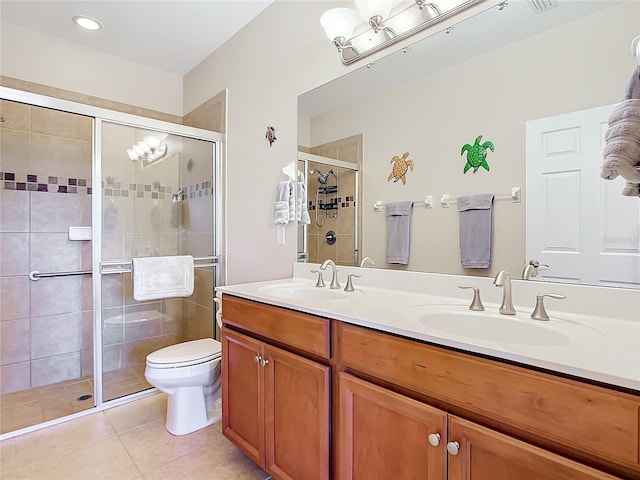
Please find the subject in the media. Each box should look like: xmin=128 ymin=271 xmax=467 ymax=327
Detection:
xmin=0 ymin=393 xmax=269 ymax=480
xmin=1 ymin=366 xmax=151 ymax=435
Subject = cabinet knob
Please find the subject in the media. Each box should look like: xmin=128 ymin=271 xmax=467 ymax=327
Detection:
xmin=446 ymin=441 xmax=460 ymax=456
xmin=260 ymin=358 xmax=269 ymax=367
xmin=253 ymin=355 xmax=261 ymax=363
xmin=428 ymin=433 xmax=440 ymax=447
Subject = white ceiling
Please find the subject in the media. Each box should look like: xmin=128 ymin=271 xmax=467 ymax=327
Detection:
xmin=0 ymin=0 xmax=275 ymax=75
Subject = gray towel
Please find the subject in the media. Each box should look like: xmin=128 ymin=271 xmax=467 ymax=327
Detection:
xmin=458 ymin=194 xmax=494 ymax=269
xmin=601 ymin=67 xmax=640 ymax=197
xmin=386 ymin=201 xmax=413 ymax=264
xmin=624 ymin=66 xmax=640 ymax=101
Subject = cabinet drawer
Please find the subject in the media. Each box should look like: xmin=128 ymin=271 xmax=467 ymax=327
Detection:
xmin=338 ymin=322 xmax=640 ymax=468
xmin=222 ymin=295 xmax=331 ymax=359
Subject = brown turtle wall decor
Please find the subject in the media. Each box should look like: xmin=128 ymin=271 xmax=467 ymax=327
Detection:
xmin=387 ymin=152 xmax=414 ymax=185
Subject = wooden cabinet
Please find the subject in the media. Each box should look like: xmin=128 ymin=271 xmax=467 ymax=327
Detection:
xmin=337 ymin=372 xmax=447 ymax=480
xmin=447 ymin=416 xmax=619 ymax=480
xmin=221 ymin=294 xmax=639 ymax=480
xmin=337 ymin=372 xmax=620 ymax=480
xmin=337 ymin=321 xmax=640 ymax=479
xmin=221 ymin=296 xmax=331 ymax=480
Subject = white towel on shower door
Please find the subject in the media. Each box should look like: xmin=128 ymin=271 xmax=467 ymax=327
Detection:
xmin=132 ymin=255 xmax=194 ymax=301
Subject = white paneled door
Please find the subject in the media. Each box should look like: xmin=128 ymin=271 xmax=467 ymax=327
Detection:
xmin=526 ymin=104 xmax=640 ymax=288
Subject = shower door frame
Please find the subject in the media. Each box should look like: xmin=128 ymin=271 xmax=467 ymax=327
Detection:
xmin=297 ymin=151 xmax=360 ymax=265
xmin=0 ymin=86 xmax=224 ymax=433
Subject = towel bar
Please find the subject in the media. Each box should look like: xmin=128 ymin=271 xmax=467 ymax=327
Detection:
xmin=373 ymin=196 xmax=433 ymax=212
xmin=440 ymin=187 xmax=521 ymax=208
xmin=29 ymin=256 xmax=220 ymax=280
xmin=102 ymin=255 xmax=219 ymax=275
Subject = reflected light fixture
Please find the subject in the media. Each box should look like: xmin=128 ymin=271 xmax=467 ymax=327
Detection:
xmin=321 ymin=0 xmax=484 ymax=64
xmin=72 ymin=15 xmax=103 ymax=31
xmin=127 ymin=136 xmax=168 ymax=167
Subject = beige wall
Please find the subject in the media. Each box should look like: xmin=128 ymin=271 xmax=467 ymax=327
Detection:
xmin=1 ymin=22 xmax=183 ymax=116
xmin=305 ymin=2 xmax=639 ymax=278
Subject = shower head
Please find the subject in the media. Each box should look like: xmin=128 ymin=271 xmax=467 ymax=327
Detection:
xmin=317 ymin=172 xmax=328 ymax=184
xmin=315 ymin=169 xmax=334 ymax=184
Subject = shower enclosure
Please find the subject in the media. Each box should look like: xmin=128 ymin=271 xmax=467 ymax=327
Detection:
xmin=0 ymin=87 xmax=222 ymax=435
xmin=297 ymin=152 xmax=360 ymax=266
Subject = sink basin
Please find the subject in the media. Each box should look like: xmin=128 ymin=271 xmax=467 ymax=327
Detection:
xmin=402 ymin=306 xmax=569 ymax=346
xmin=258 ymin=284 xmax=346 ymax=301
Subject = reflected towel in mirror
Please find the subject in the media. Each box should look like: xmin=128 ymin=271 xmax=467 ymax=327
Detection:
xmin=386 ymin=201 xmax=414 ymax=265
xmin=458 ymin=194 xmax=494 ymax=269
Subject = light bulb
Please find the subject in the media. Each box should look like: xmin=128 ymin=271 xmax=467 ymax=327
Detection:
xmin=354 ymin=0 xmax=394 ymax=21
xmin=143 ymin=136 xmax=161 ymax=149
xmin=126 ymin=149 xmax=139 ymax=161
xmin=320 ymin=8 xmax=357 ymax=41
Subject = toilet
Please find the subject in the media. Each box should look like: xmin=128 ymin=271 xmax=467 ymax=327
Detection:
xmin=144 ymin=338 xmax=222 ymax=436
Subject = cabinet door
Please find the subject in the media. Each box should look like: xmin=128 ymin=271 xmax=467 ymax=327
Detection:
xmin=337 ymin=372 xmax=447 ymax=480
xmin=222 ymin=328 xmax=265 ymax=467
xmin=447 ymin=416 xmax=619 ymax=480
xmin=264 ymin=344 xmax=330 ymax=480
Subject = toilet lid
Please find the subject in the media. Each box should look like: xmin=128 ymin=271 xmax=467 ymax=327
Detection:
xmin=147 ymin=338 xmax=221 ymax=366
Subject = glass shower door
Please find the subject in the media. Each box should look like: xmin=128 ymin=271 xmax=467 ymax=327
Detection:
xmin=99 ymin=121 xmax=217 ymax=402
xmin=0 ymin=100 xmax=95 ymax=433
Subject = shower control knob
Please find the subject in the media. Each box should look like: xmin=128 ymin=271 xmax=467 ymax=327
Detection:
xmin=253 ymin=355 xmax=261 ymax=363
xmin=260 ymin=358 xmax=269 ymax=367
xmin=428 ymin=433 xmax=441 ymax=447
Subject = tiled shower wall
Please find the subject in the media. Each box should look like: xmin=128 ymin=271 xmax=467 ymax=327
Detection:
xmin=306 ymin=135 xmax=362 ymax=266
xmin=0 ymin=100 xmax=93 ymax=394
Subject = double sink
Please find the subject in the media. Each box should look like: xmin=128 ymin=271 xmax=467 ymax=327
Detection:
xmin=256 ymin=281 xmax=573 ymax=346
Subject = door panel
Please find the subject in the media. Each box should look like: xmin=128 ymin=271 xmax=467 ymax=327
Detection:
xmin=222 ymin=328 xmax=265 ymax=467
xmin=337 ymin=372 xmax=447 ymax=480
xmin=526 ymin=105 xmax=640 ymax=287
xmin=264 ymin=345 xmax=330 ymax=480
xmin=448 ymin=416 xmax=618 ymax=480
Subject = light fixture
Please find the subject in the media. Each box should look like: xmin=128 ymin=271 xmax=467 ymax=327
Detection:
xmin=321 ymin=0 xmax=484 ymax=65
xmin=72 ymin=15 xmax=103 ymax=31
xmin=127 ymin=137 xmax=168 ymax=167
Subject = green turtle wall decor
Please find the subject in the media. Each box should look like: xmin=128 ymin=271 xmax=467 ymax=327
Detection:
xmin=387 ymin=152 xmax=414 ymax=185
xmin=460 ymin=135 xmax=494 ymax=173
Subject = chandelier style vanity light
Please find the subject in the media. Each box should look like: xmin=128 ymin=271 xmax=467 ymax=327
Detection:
xmin=126 ymin=136 xmax=168 ymax=167
xmin=320 ymin=0 xmax=484 ymax=64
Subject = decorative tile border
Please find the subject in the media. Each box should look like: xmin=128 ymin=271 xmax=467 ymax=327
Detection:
xmin=1 ymin=172 xmax=90 ymax=194
xmin=1 ymin=172 xmax=214 ymax=202
xmin=308 ymin=196 xmax=355 ymax=211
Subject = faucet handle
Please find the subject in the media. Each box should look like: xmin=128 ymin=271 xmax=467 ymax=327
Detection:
xmin=311 ymin=270 xmax=326 ymax=288
xmin=344 ymin=274 xmax=361 ymax=292
xmin=458 ymin=285 xmax=485 ymax=311
xmin=531 ymin=293 xmax=566 ymax=321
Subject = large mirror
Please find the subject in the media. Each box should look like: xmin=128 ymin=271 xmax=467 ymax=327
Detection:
xmin=298 ymin=0 xmax=640 ymax=288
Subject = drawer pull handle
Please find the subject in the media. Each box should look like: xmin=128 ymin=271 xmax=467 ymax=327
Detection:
xmin=446 ymin=441 xmax=460 ymax=456
xmin=260 ymin=358 xmax=269 ymax=367
xmin=253 ymin=355 xmax=261 ymax=363
xmin=428 ymin=433 xmax=440 ymax=447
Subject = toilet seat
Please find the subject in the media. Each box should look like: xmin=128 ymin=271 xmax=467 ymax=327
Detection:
xmin=146 ymin=338 xmax=221 ymax=368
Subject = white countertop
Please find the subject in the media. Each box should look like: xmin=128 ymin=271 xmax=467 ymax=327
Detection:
xmin=216 ymin=265 xmax=640 ymax=392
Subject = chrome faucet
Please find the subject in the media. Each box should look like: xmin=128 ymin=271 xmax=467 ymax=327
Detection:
xmin=320 ymin=259 xmax=341 ymax=289
xmin=493 ymin=270 xmax=516 ymax=315
xmin=522 ymin=260 xmax=548 ymax=280
xmin=359 ymin=256 xmax=375 ymax=268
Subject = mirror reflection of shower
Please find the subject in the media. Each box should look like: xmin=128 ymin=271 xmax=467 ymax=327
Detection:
xmin=310 ymin=168 xmax=338 ymax=226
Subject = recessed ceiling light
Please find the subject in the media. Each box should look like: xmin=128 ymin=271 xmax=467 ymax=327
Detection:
xmin=72 ymin=15 xmax=103 ymax=31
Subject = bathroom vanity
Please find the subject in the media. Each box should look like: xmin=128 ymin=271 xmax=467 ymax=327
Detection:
xmin=217 ymin=266 xmax=640 ymax=480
